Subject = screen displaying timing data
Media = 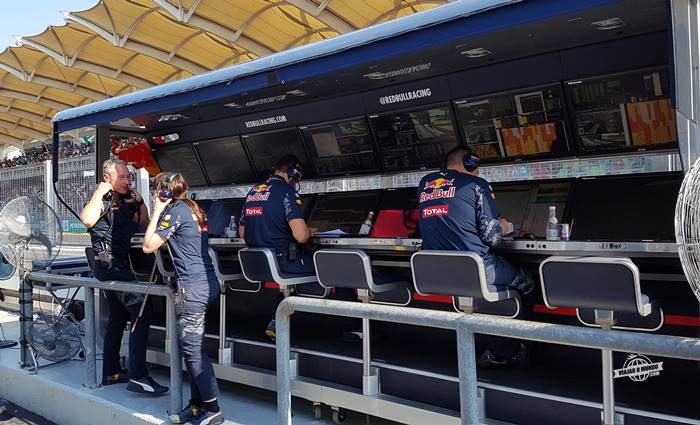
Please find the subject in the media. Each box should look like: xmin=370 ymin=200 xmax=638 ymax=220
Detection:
xmin=371 ymin=187 xmax=420 ymax=238
xmin=307 ymin=190 xmax=383 ymax=235
xmin=206 ymin=198 xmax=245 ymax=237
xmin=370 ymin=104 xmax=460 ymax=171
xmin=567 ymin=68 xmax=677 ymax=153
xmin=568 ymin=173 xmax=682 ymax=241
xmin=492 ymin=181 xmax=571 ymax=239
xmin=301 ymin=118 xmax=380 ymax=177
xmin=194 ymin=136 xmax=256 ymax=185
xmin=242 ymin=128 xmax=315 ymax=179
xmin=194 ymin=199 xmax=212 ymax=213
xmin=455 ymin=84 xmax=569 ymax=161
xmin=152 ymin=143 xmax=208 ymax=187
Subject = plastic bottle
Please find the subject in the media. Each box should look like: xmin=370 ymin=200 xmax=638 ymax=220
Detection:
xmin=359 ymin=211 xmax=374 ymax=236
xmin=546 ymin=206 xmax=559 ymax=241
xmin=226 ymin=216 xmax=238 ymax=238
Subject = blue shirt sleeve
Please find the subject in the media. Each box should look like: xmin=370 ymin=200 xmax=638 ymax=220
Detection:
xmin=155 ymin=205 xmax=180 ymax=240
xmin=475 ymin=182 xmax=503 ymax=246
xmin=284 ymin=189 xmax=304 ymax=221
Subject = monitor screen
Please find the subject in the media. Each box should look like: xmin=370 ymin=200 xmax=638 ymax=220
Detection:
xmin=567 ymin=69 xmax=676 ymax=153
xmin=299 ymin=194 xmax=316 ymax=220
xmin=206 ymin=198 xmax=245 ymax=237
xmin=370 ymin=105 xmax=459 ymax=171
xmin=307 ymin=190 xmax=383 ymax=234
xmin=195 ymin=199 xmax=212 ymax=213
xmin=492 ymin=181 xmax=571 ymax=238
xmin=371 ymin=187 xmax=419 ymax=238
xmin=301 ymin=118 xmax=380 ymax=176
xmin=152 ymin=143 xmax=208 ymax=187
xmin=568 ymin=174 xmax=681 ymax=241
xmin=455 ymin=85 xmax=569 ymax=161
xmin=194 ymin=136 xmax=256 ymax=185
xmin=242 ymin=128 xmax=315 ymax=179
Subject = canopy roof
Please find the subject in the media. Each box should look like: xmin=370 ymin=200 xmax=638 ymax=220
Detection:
xmin=0 ymin=0 xmax=450 ymax=146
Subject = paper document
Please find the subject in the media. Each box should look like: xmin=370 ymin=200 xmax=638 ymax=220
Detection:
xmin=315 ymin=229 xmax=350 ymax=237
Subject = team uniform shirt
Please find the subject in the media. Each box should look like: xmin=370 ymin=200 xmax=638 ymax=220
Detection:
xmin=418 ymin=170 xmax=503 ymax=263
xmin=89 ymin=198 xmax=140 ymax=281
xmin=239 ymin=175 xmax=304 ymax=256
xmin=155 ymin=200 xmax=217 ymax=287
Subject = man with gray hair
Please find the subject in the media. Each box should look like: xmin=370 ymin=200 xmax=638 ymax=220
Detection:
xmin=81 ymin=159 xmax=168 ymax=395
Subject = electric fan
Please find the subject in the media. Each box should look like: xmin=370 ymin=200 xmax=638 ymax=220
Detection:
xmin=675 ymin=156 xmax=700 ymax=303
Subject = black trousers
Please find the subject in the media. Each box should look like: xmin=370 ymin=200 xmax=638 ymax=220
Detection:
xmin=95 ymin=260 xmax=152 ymax=379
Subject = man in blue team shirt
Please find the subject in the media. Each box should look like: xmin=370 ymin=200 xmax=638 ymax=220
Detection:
xmin=239 ymin=154 xmax=314 ymax=340
xmin=418 ymin=147 xmax=533 ymax=368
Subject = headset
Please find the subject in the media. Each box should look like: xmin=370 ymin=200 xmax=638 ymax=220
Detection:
xmin=463 ymin=148 xmax=481 ymax=172
xmin=157 ymin=172 xmax=181 ymax=201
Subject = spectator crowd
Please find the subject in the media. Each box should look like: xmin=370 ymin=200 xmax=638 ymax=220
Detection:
xmin=0 ymin=140 xmax=96 ymax=169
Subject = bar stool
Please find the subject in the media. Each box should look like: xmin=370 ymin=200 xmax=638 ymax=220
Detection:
xmin=539 ymin=256 xmax=657 ymax=425
xmin=208 ymin=247 xmax=256 ymax=364
xmin=410 ymin=250 xmax=521 ymax=316
xmin=314 ymin=249 xmax=410 ymax=396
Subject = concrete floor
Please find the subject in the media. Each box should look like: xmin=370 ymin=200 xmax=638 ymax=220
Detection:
xmin=0 ymin=309 xmax=399 ymax=425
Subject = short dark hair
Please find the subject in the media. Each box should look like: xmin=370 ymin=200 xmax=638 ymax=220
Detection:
xmin=273 ymin=154 xmax=301 ymax=174
xmin=446 ymin=146 xmax=469 ymax=167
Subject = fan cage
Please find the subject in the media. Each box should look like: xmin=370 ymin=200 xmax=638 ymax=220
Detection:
xmin=675 ymin=156 xmax=700 ymax=303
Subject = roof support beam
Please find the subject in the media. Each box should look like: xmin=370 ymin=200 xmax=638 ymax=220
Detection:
xmin=0 ymin=106 xmax=52 ymax=126
xmin=0 ymin=134 xmax=26 ymax=145
xmin=150 ymin=0 xmax=273 ymax=57
xmin=0 ymin=88 xmax=71 ymax=111
xmin=284 ymin=0 xmax=355 ymax=33
xmin=0 ymin=119 xmax=48 ymax=139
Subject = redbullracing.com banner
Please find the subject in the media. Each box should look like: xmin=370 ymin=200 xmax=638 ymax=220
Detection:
xmin=379 ymin=88 xmax=432 ymax=105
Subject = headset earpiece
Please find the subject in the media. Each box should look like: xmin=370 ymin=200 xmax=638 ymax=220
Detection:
xmin=463 ymin=149 xmax=480 ymax=172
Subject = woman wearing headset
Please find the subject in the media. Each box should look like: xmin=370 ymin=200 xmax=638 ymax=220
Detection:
xmin=143 ymin=172 xmax=224 ymax=425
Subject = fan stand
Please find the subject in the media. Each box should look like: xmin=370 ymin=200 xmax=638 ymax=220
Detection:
xmin=0 ymin=340 xmax=17 ymax=349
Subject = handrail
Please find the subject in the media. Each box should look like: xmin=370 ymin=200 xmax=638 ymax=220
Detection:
xmin=28 ymin=272 xmax=183 ymax=416
xmin=275 ymin=297 xmax=700 ymax=425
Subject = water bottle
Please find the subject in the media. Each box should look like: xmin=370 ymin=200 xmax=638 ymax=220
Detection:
xmin=359 ymin=211 xmax=374 ymax=236
xmin=545 ymin=206 xmax=559 ymax=241
xmin=225 ymin=215 xmax=238 ymax=238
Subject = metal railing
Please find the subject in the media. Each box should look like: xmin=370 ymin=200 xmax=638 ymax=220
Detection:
xmin=274 ymin=297 xmax=700 ymax=425
xmin=27 ymin=272 xmax=183 ymax=415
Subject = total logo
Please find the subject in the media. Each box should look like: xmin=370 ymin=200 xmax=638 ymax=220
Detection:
xmin=247 ymin=184 xmax=271 ymax=202
xmin=422 ymin=204 xmax=449 ymax=218
xmin=420 ymin=178 xmax=456 ymax=203
xmin=245 ymin=206 xmax=264 ymax=217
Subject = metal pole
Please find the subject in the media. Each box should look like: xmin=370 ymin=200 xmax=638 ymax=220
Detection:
xmin=362 ymin=317 xmax=371 ymax=377
xmin=19 ymin=276 xmax=33 ymax=367
xmin=276 ymin=301 xmax=292 ymax=425
xmin=167 ymin=295 xmax=182 ymax=416
xmin=456 ymin=323 xmax=480 ymax=425
xmin=601 ymin=349 xmax=615 ymax=425
xmin=84 ymin=287 xmax=97 ymax=388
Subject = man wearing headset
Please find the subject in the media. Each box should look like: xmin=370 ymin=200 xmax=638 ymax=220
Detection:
xmin=418 ymin=146 xmax=533 ymax=368
xmin=239 ymin=154 xmax=314 ymax=340
xmin=80 ymin=159 xmax=168 ymax=394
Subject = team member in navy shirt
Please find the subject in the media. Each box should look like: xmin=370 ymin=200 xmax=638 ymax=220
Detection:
xmin=239 ymin=154 xmax=314 ymax=340
xmin=418 ymin=147 xmax=533 ymax=368
xmin=80 ymin=159 xmax=167 ymax=394
xmin=143 ymin=172 xmax=224 ymax=425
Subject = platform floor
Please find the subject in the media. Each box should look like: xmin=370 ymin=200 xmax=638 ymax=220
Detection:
xmin=0 ymin=310 xmax=399 ymax=425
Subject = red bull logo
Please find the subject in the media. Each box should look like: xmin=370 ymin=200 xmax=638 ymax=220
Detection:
xmin=245 ymin=206 xmax=264 ymax=216
xmin=247 ymin=184 xmax=271 ymax=202
xmin=422 ymin=205 xmax=449 ymax=218
xmin=420 ymin=177 xmax=456 ymax=203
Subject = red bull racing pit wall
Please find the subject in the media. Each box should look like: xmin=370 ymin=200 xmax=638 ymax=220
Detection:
xmin=50 ymin=1 xmax=699 ymax=424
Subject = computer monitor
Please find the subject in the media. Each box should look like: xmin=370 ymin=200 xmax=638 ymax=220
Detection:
xmin=492 ymin=180 xmax=572 ymax=238
xmin=371 ymin=187 xmax=419 ymax=237
xmin=307 ymin=190 xmax=383 ymax=234
xmin=206 ymin=198 xmax=245 ymax=237
xmin=195 ymin=199 xmax=212 ymax=213
xmin=152 ymin=143 xmax=208 ymax=187
xmin=194 ymin=136 xmax=256 ymax=185
xmin=242 ymin=128 xmax=315 ymax=179
xmin=301 ymin=118 xmax=380 ymax=176
xmin=370 ymin=104 xmax=459 ymax=171
xmin=568 ymin=173 xmax=682 ymax=241
xmin=299 ymin=193 xmax=316 ymax=220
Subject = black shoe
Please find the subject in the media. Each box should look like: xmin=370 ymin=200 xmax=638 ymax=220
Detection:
xmin=101 ymin=372 xmax=129 ymax=386
xmin=169 ymin=403 xmax=204 ymax=424
xmin=265 ymin=319 xmax=276 ymax=342
xmin=191 ymin=410 xmax=224 ymax=425
xmin=508 ymin=343 xmax=530 ymax=369
xmin=477 ymin=350 xmax=508 ymax=369
xmin=126 ymin=375 xmax=169 ymax=395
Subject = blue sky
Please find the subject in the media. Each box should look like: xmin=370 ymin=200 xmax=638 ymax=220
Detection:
xmin=0 ymin=1 xmax=98 ymax=50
